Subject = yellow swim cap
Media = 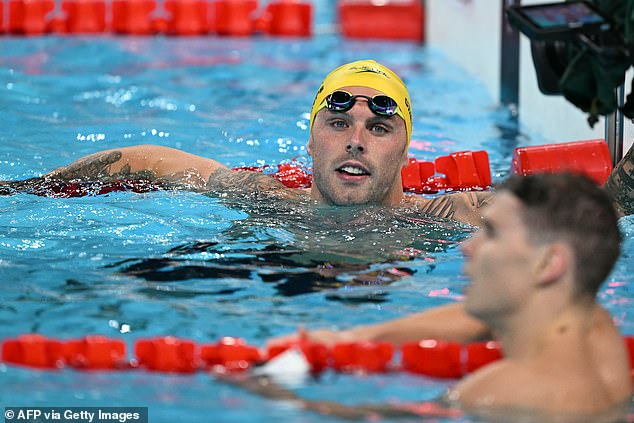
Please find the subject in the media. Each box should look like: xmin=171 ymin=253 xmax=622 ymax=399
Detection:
xmin=309 ymin=60 xmax=412 ymax=144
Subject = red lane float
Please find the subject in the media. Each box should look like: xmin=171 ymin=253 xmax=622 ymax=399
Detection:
xmin=164 ymin=0 xmax=210 ymax=36
xmin=213 ymin=0 xmax=257 ymax=36
xmin=62 ymin=0 xmax=107 ymax=34
xmin=8 ymin=0 xmax=55 ymax=35
xmin=338 ymin=0 xmax=425 ymax=42
xmin=201 ymin=337 xmax=262 ymax=371
xmin=135 ymin=337 xmax=198 ymax=373
xmin=2 ymin=334 xmax=66 ymax=369
xmin=402 ymin=339 xmax=502 ymax=378
xmin=4 ymin=335 xmax=633 ymax=379
xmin=256 ymin=0 xmax=312 ymax=37
xmin=0 ymin=1 xmax=5 ymax=34
xmin=512 ymin=139 xmax=612 ymax=185
xmin=331 ymin=341 xmax=394 ymax=373
xmin=112 ymin=0 xmax=157 ymax=35
xmin=402 ymin=150 xmax=492 ymax=193
xmin=63 ymin=336 xmax=127 ymax=370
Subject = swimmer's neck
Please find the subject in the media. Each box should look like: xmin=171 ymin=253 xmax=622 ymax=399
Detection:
xmin=307 ymin=186 xmax=405 ymax=207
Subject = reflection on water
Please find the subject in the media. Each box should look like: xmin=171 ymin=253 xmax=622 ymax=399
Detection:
xmin=112 ymin=193 xmax=473 ymax=300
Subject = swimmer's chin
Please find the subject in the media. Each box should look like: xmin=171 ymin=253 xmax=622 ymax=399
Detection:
xmin=322 ymin=197 xmax=384 ymax=207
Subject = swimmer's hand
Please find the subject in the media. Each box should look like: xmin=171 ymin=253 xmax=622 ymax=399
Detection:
xmin=266 ymin=327 xmax=360 ymax=350
xmin=0 ymin=182 xmax=14 ymax=196
xmin=0 ymin=178 xmax=41 ymax=195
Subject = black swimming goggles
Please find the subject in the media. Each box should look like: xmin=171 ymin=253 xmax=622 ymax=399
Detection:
xmin=325 ymin=90 xmax=400 ymax=118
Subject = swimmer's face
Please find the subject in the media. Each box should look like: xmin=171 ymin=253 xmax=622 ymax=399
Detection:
xmin=461 ymin=193 xmax=544 ymax=323
xmin=307 ymin=86 xmax=408 ymax=206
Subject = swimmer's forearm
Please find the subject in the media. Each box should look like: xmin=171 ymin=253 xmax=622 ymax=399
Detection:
xmin=303 ymin=400 xmax=422 ymax=420
xmin=44 ymin=145 xmax=227 ymax=190
xmin=605 ymin=144 xmax=634 ymax=217
xmin=222 ymin=374 xmax=422 ymax=420
xmin=344 ymin=303 xmax=490 ymax=346
xmin=0 ymin=177 xmax=47 ymax=194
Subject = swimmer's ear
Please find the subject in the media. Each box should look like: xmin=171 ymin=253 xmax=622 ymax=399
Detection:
xmin=307 ymin=135 xmax=313 ymax=156
xmin=534 ymin=242 xmax=571 ymax=287
xmin=401 ymin=150 xmax=409 ymax=168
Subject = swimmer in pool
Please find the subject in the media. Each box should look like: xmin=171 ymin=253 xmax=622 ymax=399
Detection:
xmin=252 ymin=173 xmax=632 ymax=422
xmin=3 ymin=59 xmax=634 ymax=224
xmin=0 ymin=60 xmax=493 ymax=226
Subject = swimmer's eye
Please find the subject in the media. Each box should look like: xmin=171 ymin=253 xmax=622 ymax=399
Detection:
xmin=369 ymin=124 xmax=390 ymax=135
xmin=328 ymin=118 xmax=348 ymax=129
xmin=331 ymin=120 xmax=348 ymax=128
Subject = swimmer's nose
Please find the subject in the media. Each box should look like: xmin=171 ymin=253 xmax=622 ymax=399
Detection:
xmin=346 ymin=123 xmax=366 ymax=154
xmin=346 ymin=143 xmax=364 ymax=154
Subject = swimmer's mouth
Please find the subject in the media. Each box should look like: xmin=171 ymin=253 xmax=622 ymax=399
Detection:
xmin=336 ymin=165 xmax=370 ymax=176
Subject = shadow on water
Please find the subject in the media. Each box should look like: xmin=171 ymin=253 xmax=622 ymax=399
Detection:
xmin=107 ymin=192 xmax=473 ymax=302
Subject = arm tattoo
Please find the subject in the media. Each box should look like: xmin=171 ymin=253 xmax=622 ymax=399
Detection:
xmin=466 ymin=191 xmax=494 ymax=209
xmin=47 ymin=151 xmax=202 ymax=187
xmin=1 ymin=151 xmax=224 ymax=194
xmin=605 ymin=146 xmax=634 ymax=216
xmin=419 ymin=195 xmax=456 ymax=220
xmin=50 ymin=151 xmax=133 ymax=180
xmin=206 ymin=169 xmax=307 ymax=201
xmin=418 ymin=191 xmax=493 ymax=222
xmin=37 ymin=150 xmax=206 ymax=190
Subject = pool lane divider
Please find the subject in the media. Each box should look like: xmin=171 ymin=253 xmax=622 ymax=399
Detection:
xmin=0 ymin=334 xmax=502 ymax=376
xmin=0 ymin=0 xmax=427 ymax=40
xmin=2 ymin=0 xmax=312 ymax=37
xmin=235 ymin=139 xmax=612 ymax=193
xmin=2 ymin=334 xmax=634 ymax=380
xmin=5 ymin=139 xmax=612 ymax=199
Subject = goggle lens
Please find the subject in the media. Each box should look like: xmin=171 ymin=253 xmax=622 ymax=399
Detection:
xmin=325 ymin=91 xmax=398 ymax=117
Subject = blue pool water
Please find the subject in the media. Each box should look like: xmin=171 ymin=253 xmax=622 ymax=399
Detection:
xmin=1 ymin=24 xmax=633 ymax=423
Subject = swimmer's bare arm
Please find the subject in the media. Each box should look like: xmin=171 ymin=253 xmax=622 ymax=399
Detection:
xmin=605 ymin=143 xmax=634 ymax=216
xmin=43 ymin=145 xmax=227 ymax=190
xmin=3 ymin=145 xmax=305 ymax=199
xmin=267 ymin=302 xmax=491 ymax=348
xmin=219 ymin=374 xmax=448 ymax=420
xmin=0 ymin=145 xmax=227 ymax=191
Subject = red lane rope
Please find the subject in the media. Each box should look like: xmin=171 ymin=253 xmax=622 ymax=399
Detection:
xmin=6 ymin=141 xmax=612 ymax=198
xmin=2 ymin=334 xmax=633 ymax=379
xmin=2 ymin=0 xmax=429 ymax=41
xmin=2 ymin=0 xmax=312 ymax=37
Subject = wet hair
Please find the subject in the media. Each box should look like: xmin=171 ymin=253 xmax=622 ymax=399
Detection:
xmin=499 ymin=173 xmax=622 ymax=298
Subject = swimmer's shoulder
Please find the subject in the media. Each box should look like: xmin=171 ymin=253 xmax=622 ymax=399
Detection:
xmin=402 ymin=190 xmax=494 ymax=226
xmin=453 ymin=359 xmax=607 ymax=418
xmin=589 ymin=305 xmax=633 ymax=405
